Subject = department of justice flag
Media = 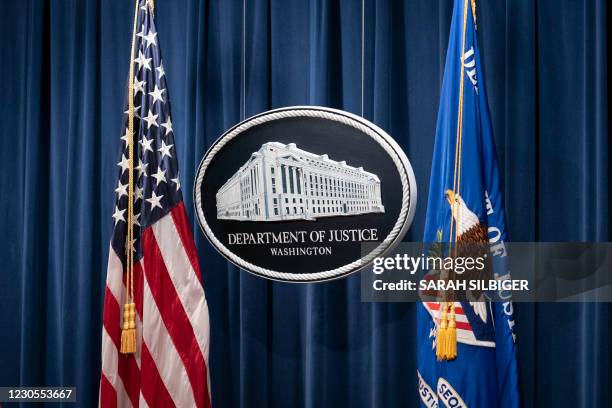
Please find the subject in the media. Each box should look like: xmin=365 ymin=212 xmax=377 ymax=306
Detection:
xmin=99 ymin=1 xmax=211 ymax=407
xmin=417 ymin=0 xmax=520 ymax=407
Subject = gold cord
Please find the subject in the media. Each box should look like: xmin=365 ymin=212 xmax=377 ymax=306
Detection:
xmin=449 ymin=0 xmax=470 ymax=249
xmin=438 ymin=0 xmax=470 ymax=362
xmin=121 ymin=0 xmax=140 ymax=355
xmin=471 ymin=0 xmax=477 ymax=29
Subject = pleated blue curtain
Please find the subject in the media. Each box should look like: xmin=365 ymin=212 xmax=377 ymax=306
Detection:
xmin=0 ymin=0 xmax=609 ymax=407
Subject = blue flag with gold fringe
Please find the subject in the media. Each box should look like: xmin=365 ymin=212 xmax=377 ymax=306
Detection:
xmin=417 ymin=0 xmax=520 ymax=407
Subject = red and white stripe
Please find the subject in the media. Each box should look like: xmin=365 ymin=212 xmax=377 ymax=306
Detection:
xmin=100 ymin=203 xmax=211 ymax=408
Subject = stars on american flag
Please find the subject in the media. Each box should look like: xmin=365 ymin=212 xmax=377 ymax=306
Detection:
xmin=143 ymin=31 xmax=158 ymax=49
xmin=158 ymin=140 xmax=173 ymax=159
xmin=115 ymin=181 xmax=128 ymax=198
xmin=149 ymin=85 xmax=165 ymax=103
xmin=142 ymin=110 xmax=159 ymax=129
xmin=111 ymin=3 xmax=182 ymax=263
xmin=135 ymin=185 xmax=144 ymax=201
xmin=151 ymin=167 xmax=167 ymax=186
xmin=117 ymin=154 xmax=129 ymax=174
xmin=121 ymin=128 xmax=130 ymax=144
xmin=161 ymin=116 xmax=173 ymax=135
xmin=156 ymin=62 xmax=165 ymax=79
xmin=146 ymin=191 xmax=164 ymax=210
xmin=133 ymin=78 xmax=145 ymax=95
xmin=139 ymin=136 xmax=154 ymax=153
xmin=112 ymin=206 xmax=125 ymax=225
xmin=136 ymin=158 xmax=148 ymax=176
xmin=134 ymin=51 xmax=152 ymax=71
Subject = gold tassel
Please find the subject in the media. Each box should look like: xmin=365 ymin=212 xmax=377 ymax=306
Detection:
xmin=120 ymin=303 xmax=130 ymax=353
xmin=120 ymin=303 xmax=137 ymax=354
xmin=436 ymin=302 xmax=458 ymax=361
xmin=436 ymin=302 xmax=448 ymax=360
xmin=446 ymin=304 xmax=457 ymax=360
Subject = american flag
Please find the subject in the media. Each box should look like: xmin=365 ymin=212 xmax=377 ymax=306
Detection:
xmin=100 ymin=1 xmax=211 ymax=407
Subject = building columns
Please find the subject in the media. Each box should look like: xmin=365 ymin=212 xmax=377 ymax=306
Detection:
xmin=284 ymin=165 xmax=291 ymax=194
xmin=291 ymin=166 xmax=298 ymax=194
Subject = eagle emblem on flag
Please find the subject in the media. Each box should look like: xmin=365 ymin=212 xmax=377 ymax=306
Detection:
xmin=417 ymin=0 xmax=520 ymax=406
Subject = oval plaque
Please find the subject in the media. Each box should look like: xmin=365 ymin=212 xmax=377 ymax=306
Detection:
xmin=194 ymin=106 xmax=417 ymax=282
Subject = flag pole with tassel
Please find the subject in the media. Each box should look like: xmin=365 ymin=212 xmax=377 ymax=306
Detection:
xmin=436 ymin=0 xmax=473 ymax=362
xmin=120 ymin=0 xmax=143 ymax=355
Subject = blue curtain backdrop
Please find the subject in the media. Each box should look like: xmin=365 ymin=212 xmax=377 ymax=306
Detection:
xmin=0 ymin=0 xmax=610 ymax=407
